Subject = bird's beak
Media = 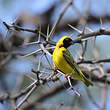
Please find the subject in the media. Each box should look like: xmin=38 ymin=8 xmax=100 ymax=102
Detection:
xmin=70 ymin=40 xmax=73 ymax=45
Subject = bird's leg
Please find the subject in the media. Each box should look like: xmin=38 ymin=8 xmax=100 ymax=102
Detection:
xmin=67 ymin=75 xmax=72 ymax=87
xmin=51 ymin=66 xmax=62 ymax=81
xmin=53 ymin=65 xmax=58 ymax=74
xmin=67 ymin=75 xmax=81 ymax=97
xmin=53 ymin=66 xmax=63 ymax=78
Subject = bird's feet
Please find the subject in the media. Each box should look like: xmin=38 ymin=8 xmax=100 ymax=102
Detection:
xmin=53 ymin=66 xmax=58 ymax=74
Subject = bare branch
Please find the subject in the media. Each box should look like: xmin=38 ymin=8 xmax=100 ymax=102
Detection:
xmin=48 ymin=0 xmax=72 ymax=39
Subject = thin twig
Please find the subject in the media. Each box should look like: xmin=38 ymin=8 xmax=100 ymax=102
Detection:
xmin=48 ymin=0 xmax=72 ymax=39
xmin=16 ymin=85 xmax=37 ymax=109
xmin=3 ymin=21 xmax=47 ymax=39
xmin=71 ymin=28 xmax=110 ymax=44
xmin=86 ymin=88 xmax=101 ymax=110
xmin=78 ymin=57 xmax=110 ymax=64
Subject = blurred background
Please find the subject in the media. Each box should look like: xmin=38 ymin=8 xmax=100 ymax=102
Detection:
xmin=0 ymin=0 xmax=110 ymax=110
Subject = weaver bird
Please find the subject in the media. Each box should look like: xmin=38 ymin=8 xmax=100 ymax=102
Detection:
xmin=52 ymin=36 xmax=93 ymax=87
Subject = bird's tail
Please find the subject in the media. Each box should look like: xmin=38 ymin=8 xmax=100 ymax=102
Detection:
xmin=82 ymin=76 xmax=93 ymax=87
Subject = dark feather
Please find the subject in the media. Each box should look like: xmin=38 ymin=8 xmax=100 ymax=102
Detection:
xmin=63 ymin=50 xmax=80 ymax=75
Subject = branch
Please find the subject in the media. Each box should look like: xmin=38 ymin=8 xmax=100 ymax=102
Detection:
xmin=72 ymin=28 xmax=110 ymax=44
xmin=3 ymin=22 xmax=47 ymax=39
xmin=48 ymin=0 xmax=72 ymax=39
xmin=78 ymin=57 xmax=110 ymax=64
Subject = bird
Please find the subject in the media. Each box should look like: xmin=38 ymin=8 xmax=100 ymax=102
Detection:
xmin=52 ymin=36 xmax=93 ymax=87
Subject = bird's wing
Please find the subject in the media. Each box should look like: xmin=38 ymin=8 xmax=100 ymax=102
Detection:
xmin=63 ymin=50 xmax=80 ymax=75
xmin=63 ymin=50 xmax=93 ymax=87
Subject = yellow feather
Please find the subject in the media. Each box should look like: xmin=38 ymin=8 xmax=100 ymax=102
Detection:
xmin=52 ymin=36 xmax=93 ymax=86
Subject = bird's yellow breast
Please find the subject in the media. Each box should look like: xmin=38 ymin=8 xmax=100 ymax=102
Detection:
xmin=52 ymin=47 xmax=73 ymax=74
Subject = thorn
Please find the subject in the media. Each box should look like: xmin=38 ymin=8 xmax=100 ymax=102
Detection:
xmin=67 ymin=76 xmax=81 ymax=97
xmin=46 ymin=24 xmax=50 ymax=41
xmin=68 ymin=24 xmax=82 ymax=34
xmin=3 ymin=22 xmax=10 ymax=30
xmin=100 ymin=17 xmax=103 ymax=29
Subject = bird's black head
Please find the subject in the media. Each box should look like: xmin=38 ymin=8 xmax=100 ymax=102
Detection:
xmin=63 ymin=38 xmax=73 ymax=48
xmin=56 ymin=36 xmax=73 ymax=48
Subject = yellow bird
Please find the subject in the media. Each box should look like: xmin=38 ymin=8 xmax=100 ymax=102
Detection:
xmin=52 ymin=36 xmax=93 ymax=87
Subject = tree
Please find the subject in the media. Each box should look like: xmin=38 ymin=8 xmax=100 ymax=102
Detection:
xmin=0 ymin=0 xmax=110 ymax=110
